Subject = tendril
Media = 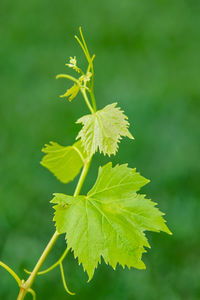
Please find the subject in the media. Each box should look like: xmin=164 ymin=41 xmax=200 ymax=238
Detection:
xmin=27 ymin=288 xmax=36 ymax=300
xmin=56 ymin=74 xmax=78 ymax=83
xmin=24 ymin=247 xmax=69 ymax=276
xmin=0 ymin=261 xmax=21 ymax=286
xmin=59 ymin=261 xmax=75 ymax=296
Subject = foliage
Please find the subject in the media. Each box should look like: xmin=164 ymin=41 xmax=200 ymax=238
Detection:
xmin=52 ymin=163 xmax=171 ymax=281
xmin=0 ymin=27 xmax=171 ymax=299
xmin=41 ymin=140 xmax=86 ymax=183
xmin=76 ymin=103 xmax=134 ymax=156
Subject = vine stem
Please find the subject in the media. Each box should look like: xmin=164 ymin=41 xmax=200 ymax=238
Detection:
xmin=17 ymin=231 xmax=59 ymax=300
xmin=16 ymin=159 xmax=92 ymax=300
xmin=81 ymin=88 xmax=94 ymax=114
xmin=74 ymin=158 xmax=91 ymax=196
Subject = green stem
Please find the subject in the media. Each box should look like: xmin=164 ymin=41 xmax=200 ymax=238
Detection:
xmin=17 ymin=231 xmax=59 ymax=300
xmin=16 ymin=159 xmax=92 ymax=300
xmin=76 ymin=27 xmax=97 ymax=112
xmin=17 ymin=289 xmax=26 ymax=300
xmin=74 ymin=159 xmax=91 ymax=196
xmin=89 ymin=88 xmax=97 ymax=112
xmin=81 ymin=89 xmax=94 ymax=114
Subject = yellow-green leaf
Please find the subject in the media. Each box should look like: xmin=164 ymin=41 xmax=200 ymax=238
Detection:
xmin=41 ymin=140 xmax=86 ymax=183
xmin=76 ymin=103 xmax=134 ymax=157
xmin=51 ymin=163 xmax=171 ymax=280
xmin=60 ymin=83 xmax=80 ymax=101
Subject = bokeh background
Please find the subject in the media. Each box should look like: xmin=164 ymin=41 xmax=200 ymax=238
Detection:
xmin=0 ymin=0 xmax=200 ymax=299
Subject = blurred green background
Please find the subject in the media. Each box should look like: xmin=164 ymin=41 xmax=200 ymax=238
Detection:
xmin=0 ymin=0 xmax=200 ymax=299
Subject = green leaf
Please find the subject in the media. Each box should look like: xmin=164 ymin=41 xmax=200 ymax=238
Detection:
xmin=76 ymin=103 xmax=134 ymax=156
xmin=51 ymin=163 xmax=171 ymax=280
xmin=60 ymin=83 xmax=80 ymax=101
xmin=41 ymin=140 xmax=86 ymax=183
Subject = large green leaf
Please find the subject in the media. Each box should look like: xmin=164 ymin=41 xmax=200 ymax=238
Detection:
xmin=52 ymin=163 xmax=171 ymax=280
xmin=76 ymin=103 xmax=134 ymax=157
xmin=41 ymin=140 xmax=86 ymax=183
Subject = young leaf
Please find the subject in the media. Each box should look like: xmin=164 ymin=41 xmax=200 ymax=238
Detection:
xmin=41 ymin=140 xmax=86 ymax=183
xmin=76 ymin=103 xmax=134 ymax=157
xmin=51 ymin=163 xmax=171 ymax=281
xmin=60 ymin=83 xmax=80 ymax=101
xmin=57 ymin=73 xmax=92 ymax=102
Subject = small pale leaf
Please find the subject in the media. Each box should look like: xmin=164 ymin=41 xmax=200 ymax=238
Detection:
xmin=76 ymin=103 xmax=134 ymax=156
xmin=52 ymin=163 xmax=171 ymax=280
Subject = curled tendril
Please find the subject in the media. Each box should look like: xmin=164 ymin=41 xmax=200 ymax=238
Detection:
xmin=59 ymin=261 xmax=75 ymax=296
xmin=27 ymin=288 xmax=36 ymax=300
